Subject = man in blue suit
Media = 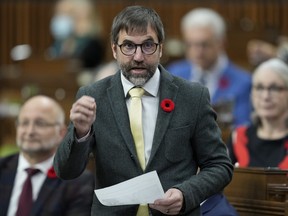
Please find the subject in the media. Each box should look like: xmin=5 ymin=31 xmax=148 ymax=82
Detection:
xmin=167 ymin=8 xmax=252 ymax=128
xmin=54 ymin=5 xmax=233 ymax=215
xmin=0 ymin=95 xmax=94 ymax=216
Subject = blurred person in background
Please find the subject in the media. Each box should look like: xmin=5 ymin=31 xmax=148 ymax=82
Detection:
xmin=0 ymin=95 xmax=94 ymax=216
xmin=247 ymin=36 xmax=288 ymax=69
xmin=227 ymin=58 xmax=288 ymax=169
xmin=49 ymin=0 xmax=105 ymax=70
xmin=246 ymin=39 xmax=277 ymax=69
xmin=167 ymin=8 xmax=252 ymax=128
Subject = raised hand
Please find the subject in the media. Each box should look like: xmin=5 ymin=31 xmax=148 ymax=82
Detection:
xmin=70 ymin=96 xmax=96 ymax=138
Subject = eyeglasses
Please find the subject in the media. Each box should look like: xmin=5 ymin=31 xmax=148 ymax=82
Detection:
xmin=253 ymin=84 xmax=288 ymax=96
xmin=16 ymin=120 xmax=60 ymax=130
xmin=117 ymin=41 xmax=159 ymax=56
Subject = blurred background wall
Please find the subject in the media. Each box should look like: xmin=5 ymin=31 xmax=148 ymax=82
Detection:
xmin=1 ymin=0 xmax=288 ymax=67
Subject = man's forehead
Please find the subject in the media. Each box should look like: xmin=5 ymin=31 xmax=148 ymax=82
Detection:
xmin=118 ymin=26 xmax=157 ymax=40
xmin=19 ymin=103 xmax=55 ymax=118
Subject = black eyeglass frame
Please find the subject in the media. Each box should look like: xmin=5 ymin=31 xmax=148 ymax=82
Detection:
xmin=116 ymin=42 xmax=160 ymax=56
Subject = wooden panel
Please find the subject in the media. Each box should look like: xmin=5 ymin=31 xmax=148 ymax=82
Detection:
xmin=0 ymin=0 xmax=288 ymax=68
xmin=4 ymin=57 xmax=80 ymax=118
xmin=224 ymin=168 xmax=288 ymax=216
xmin=0 ymin=0 xmax=55 ymax=65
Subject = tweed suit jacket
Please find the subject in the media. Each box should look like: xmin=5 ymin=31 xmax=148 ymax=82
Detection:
xmin=0 ymin=154 xmax=94 ymax=216
xmin=54 ymin=65 xmax=233 ymax=216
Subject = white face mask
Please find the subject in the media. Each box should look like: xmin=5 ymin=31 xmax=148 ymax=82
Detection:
xmin=50 ymin=14 xmax=74 ymax=40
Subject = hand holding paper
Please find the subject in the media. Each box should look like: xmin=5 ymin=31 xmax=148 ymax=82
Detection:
xmin=94 ymin=171 xmax=164 ymax=206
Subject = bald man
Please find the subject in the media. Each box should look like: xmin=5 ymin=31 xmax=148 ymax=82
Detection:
xmin=0 ymin=95 xmax=94 ymax=216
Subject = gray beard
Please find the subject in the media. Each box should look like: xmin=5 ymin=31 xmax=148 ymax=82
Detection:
xmin=128 ymin=76 xmax=149 ymax=86
xmin=119 ymin=61 xmax=157 ymax=86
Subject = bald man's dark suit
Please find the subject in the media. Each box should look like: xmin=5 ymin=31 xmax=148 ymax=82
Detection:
xmin=54 ymin=65 xmax=233 ymax=215
xmin=0 ymin=154 xmax=94 ymax=216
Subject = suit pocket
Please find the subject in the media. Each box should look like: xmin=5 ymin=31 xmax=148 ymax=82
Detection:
xmin=164 ymin=125 xmax=192 ymax=163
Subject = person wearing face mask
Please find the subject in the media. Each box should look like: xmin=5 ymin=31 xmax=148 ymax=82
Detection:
xmin=0 ymin=95 xmax=94 ymax=216
xmin=227 ymin=58 xmax=288 ymax=169
xmin=49 ymin=0 xmax=105 ymax=70
xmin=50 ymin=13 xmax=74 ymax=42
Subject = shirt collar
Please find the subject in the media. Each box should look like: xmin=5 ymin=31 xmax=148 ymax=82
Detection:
xmin=194 ymin=53 xmax=228 ymax=80
xmin=121 ymin=67 xmax=160 ymax=98
xmin=18 ymin=153 xmax=54 ymax=175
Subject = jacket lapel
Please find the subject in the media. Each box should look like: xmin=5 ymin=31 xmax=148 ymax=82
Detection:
xmin=107 ymin=72 xmax=138 ymax=158
xmin=0 ymin=154 xmax=18 ymax=216
xmin=148 ymin=66 xmax=179 ymax=166
xmin=32 ymin=177 xmax=61 ymax=215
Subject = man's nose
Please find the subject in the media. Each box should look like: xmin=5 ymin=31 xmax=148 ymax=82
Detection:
xmin=24 ymin=122 xmax=37 ymax=133
xmin=133 ymin=46 xmax=144 ymax=61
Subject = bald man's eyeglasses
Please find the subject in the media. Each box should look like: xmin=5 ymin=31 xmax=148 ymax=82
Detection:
xmin=16 ymin=120 xmax=60 ymax=129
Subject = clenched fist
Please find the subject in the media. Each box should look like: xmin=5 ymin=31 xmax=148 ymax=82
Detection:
xmin=70 ymin=96 xmax=96 ymax=138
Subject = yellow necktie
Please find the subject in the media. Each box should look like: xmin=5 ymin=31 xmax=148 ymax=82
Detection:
xmin=129 ymin=87 xmax=149 ymax=216
xmin=129 ymin=87 xmax=146 ymax=170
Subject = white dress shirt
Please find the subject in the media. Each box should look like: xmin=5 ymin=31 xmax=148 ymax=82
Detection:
xmin=121 ymin=68 xmax=160 ymax=166
xmin=192 ymin=53 xmax=228 ymax=98
xmin=7 ymin=154 xmax=54 ymax=216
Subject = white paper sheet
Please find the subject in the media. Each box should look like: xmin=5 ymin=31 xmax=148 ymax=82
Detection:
xmin=94 ymin=170 xmax=165 ymax=206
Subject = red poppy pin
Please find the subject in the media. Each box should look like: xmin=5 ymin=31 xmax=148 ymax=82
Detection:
xmin=161 ymin=99 xmax=175 ymax=112
xmin=219 ymin=77 xmax=229 ymax=89
xmin=47 ymin=167 xmax=57 ymax=179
